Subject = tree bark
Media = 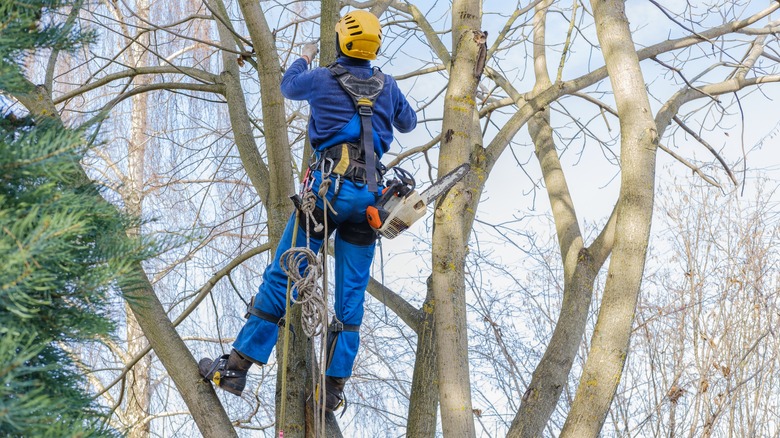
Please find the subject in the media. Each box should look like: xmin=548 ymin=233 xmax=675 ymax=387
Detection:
xmin=236 ymin=0 xmax=295 ymax=245
xmin=207 ymin=0 xmax=272 ymax=210
xmin=507 ymin=3 xmax=615 ymax=436
xmin=124 ymin=1 xmax=152 ymax=434
xmin=560 ymin=0 xmax=658 ymax=436
xmin=124 ymin=268 xmax=239 ymax=438
xmin=319 ymin=0 xmax=340 ymax=66
xmin=432 ymin=1 xmax=483 ymax=436
xmin=208 ymin=0 xmax=314 ymax=435
xmin=406 ymin=280 xmax=439 ymax=438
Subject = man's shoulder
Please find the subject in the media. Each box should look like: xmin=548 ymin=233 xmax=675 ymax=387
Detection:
xmin=307 ymin=64 xmax=341 ymax=79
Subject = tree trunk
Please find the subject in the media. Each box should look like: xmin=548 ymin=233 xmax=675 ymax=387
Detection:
xmin=14 ymin=83 xmax=238 ymax=438
xmin=319 ymin=0 xmax=340 ymax=66
xmin=507 ymin=3 xmax=615 ymax=435
xmin=432 ymin=1 xmax=483 ymax=436
xmin=236 ymin=0 xmax=295 ymax=245
xmin=122 ymin=268 xmax=239 ymax=438
xmin=232 ymin=3 xmax=315 ymax=435
xmin=406 ymin=281 xmax=439 ymax=438
xmin=124 ymin=1 xmax=152 ymax=433
xmin=560 ymin=0 xmax=658 ymax=436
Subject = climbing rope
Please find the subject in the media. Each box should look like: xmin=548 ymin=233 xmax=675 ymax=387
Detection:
xmin=279 ymin=171 xmax=342 ymax=437
xmin=279 ymin=186 xmax=334 ymax=338
xmin=316 ymin=179 xmax=333 ymax=435
xmin=280 ymin=247 xmax=325 ymax=337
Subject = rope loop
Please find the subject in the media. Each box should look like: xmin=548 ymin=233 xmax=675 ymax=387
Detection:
xmin=300 ymin=190 xmax=323 ymax=234
xmin=280 ymin=247 xmax=327 ymax=337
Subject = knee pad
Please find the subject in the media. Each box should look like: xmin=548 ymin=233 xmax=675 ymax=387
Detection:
xmin=337 ymin=220 xmax=377 ymax=246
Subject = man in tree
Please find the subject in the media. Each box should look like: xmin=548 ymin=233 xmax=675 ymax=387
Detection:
xmin=199 ymin=10 xmax=416 ymax=411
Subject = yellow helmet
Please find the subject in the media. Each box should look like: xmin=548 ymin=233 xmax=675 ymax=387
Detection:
xmin=335 ymin=10 xmax=382 ymax=60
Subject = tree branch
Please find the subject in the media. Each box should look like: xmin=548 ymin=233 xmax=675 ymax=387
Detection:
xmin=673 ymin=116 xmax=737 ymax=186
xmin=54 ymin=66 xmax=219 ymax=105
xmin=483 ymin=2 xmax=779 ymax=172
xmin=366 ymin=278 xmax=422 ymax=333
xmin=93 ymin=244 xmax=270 ymax=400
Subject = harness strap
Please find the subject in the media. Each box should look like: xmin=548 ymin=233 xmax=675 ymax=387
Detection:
xmin=245 ymin=305 xmax=286 ymax=328
xmin=357 ymin=100 xmax=378 ymax=193
xmin=245 ymin=296 xmax=296 ymax=343
xmin=327 ymin=63 xmax=386 ymax=193
xmin=328 ymin=319 xmax=360 ymax=333
xmin=325 ymin=317 xmax=360 ymax=371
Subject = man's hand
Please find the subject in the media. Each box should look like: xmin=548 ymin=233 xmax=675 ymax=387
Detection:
xmin=301 ymin=42 xmax=319 ymax=64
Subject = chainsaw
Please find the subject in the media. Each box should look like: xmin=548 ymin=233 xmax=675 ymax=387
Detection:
xmin=366 ymin=163 xmax=470 ymax=239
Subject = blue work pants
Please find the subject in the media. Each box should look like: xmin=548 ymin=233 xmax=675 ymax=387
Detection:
xmin=233 ymin=171 xmax=378 ymax=378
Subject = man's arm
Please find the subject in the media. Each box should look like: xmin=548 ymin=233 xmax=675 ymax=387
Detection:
xmin=280 ymin=58 xmax=315 ymax=100
xmin=391 ymin=79 xmax=417 ymax=133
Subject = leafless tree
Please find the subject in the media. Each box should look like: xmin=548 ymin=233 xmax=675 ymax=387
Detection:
xmin=7 ymin=1 xmax=780 ymax=437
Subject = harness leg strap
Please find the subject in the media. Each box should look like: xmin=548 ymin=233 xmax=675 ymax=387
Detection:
xmin=325 ymin=317 xmax=360 ymax=370
xmin=245 ymin=296 xmax=296 ymax=341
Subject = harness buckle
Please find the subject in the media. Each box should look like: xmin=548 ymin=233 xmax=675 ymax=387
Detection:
xmin=329 ymin=320 xmax=344 ymax=333
xmin=357 ymin=105 xmax=373 ymax=116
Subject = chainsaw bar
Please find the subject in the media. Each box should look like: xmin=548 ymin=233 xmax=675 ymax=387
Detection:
xmin=420 ymin=163 xmax=470 ymax=205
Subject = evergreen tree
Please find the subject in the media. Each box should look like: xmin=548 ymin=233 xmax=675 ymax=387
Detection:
xmin=1 ymin=1 xmax=145 ymax=435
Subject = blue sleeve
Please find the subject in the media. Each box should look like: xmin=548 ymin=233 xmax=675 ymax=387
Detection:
xmin=280 ymin=58 xmax=315 ymax=101
xmin=389 ymin=77 xmax=417 ymax=133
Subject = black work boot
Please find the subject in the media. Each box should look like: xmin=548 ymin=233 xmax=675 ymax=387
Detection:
xmin=324 ymin=376 xmax=349 ymax=412
xmin=198 ymin=349 xmax=254 ymax=396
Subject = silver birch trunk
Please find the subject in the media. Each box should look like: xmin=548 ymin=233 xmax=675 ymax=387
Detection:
xmin=123 ymin=0 xmax=152 ymax=434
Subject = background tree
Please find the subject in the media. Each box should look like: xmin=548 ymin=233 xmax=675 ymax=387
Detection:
xmin=0 ymin=0 xmax=146 ymax=435
xmin=6 ymin=0 xmax=780 ymax=436
xmin=614 ymin=177 xmax=780 ymax=437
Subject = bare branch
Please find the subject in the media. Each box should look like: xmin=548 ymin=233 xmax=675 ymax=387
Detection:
xmin=92 ymin=245 xmax=270 ymax=400
xmin=673 ymin=116 xmax=738 ymax=186
xmin=385 ymin=134 xmax=441 ymax=168
xmin=658 ymin=143 xmax=722 ymax=188
xmin=54 ymin=66 xmax=219 ymax=105
xmin=366 ymin=278 xmax=422 ymax=334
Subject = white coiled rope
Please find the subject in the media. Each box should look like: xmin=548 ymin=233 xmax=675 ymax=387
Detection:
xmin=278 ymin=184 xmax=335 ymax=338
xmin=279 ymin=246 xmax=326 ymax=337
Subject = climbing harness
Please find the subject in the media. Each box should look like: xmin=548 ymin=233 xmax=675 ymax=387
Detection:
xmin=311 ymin=141 xmax=386 ymax=191
xmin=327 ymin=63 xmax=386 ymax=193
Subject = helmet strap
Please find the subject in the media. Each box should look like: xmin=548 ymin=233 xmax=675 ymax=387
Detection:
xmin=335 ymin=33 xmax=344 ymax=58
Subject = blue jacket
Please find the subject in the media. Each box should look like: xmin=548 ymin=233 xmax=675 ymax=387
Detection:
xmin=281 ymin=56 xmax=417 ymax=157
